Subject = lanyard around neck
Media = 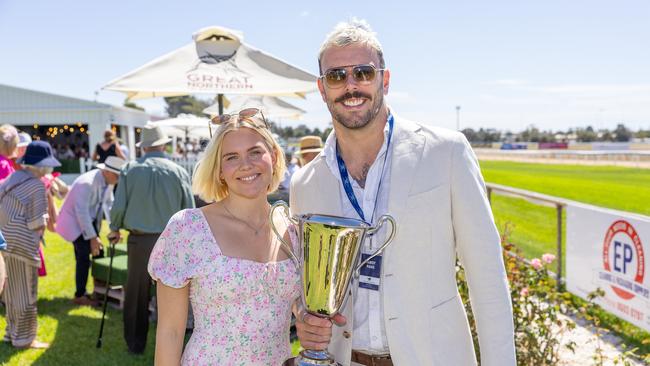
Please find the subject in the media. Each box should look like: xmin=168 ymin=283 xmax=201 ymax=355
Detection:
xmin=336 ymin=113 xmax=394 ymax=223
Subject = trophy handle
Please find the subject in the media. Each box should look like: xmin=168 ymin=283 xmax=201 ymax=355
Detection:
xmin=269 ymin=201 xmax=300 ymax=264
xmin=354 ymin=214 xmax=396 ymax=278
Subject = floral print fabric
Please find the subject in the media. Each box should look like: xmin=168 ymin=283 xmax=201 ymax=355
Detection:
xmin=148 ymin=208 xmax=301 ymax=365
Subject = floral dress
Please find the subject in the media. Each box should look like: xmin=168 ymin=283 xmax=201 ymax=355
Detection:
xmin=148 ymin=208 xmax=301 ymax=366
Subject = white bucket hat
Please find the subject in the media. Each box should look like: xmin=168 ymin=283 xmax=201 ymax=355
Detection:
xmin=136 ymin=125 xmax=172 ymax=148
xmin=97 ymin=156 xmax=127 ymax=174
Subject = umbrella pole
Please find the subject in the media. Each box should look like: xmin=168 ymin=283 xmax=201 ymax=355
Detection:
xmin=218 ymin=94 xmax=224 ymax=115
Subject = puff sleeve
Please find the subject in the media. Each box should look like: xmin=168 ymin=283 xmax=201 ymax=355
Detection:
xmin=147 ymin=209 xmax=200 ymax=288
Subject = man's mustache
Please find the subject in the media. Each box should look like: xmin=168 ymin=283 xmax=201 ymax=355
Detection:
xmin=334 ymin=91 xmax=372 ymax=103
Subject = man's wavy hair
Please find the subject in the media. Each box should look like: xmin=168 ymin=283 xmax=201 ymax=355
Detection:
xmin=318 ymin=17 xmax=385 ymax=74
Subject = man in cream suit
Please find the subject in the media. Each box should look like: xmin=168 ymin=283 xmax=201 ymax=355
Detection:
xmin=56 ymin=156 xmax=126 ymax=306
xmin=291 ymin=19 xmax=516 ymax=366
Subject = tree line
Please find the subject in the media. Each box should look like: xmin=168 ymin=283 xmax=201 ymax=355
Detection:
xmin=127 ymin=96 xmax=649 ymax=143
xmin=461 ymin=124 xmax=650 ymax=143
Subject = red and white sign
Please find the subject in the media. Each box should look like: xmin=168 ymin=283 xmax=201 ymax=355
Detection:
xmin=567 ymin=204 xmax=650 ymax=331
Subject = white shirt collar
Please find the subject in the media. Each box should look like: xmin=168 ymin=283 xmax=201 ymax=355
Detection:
xmin=321 ymin=114 xmax=392 ymax=178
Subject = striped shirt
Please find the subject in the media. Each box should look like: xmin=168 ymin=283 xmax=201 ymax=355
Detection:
xmin=0 ymin=170 xmax=48 ymax=266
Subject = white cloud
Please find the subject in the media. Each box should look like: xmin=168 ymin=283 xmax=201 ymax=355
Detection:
xmin=386 ymin=90 xmax=411 ymax=101
xmin=300 ymin=10 xmax=310 ymax=17
xmin=533 ymin=84 xmax=650 ymax=95
xmin=493 ymin=79 xmax=528 ymax=86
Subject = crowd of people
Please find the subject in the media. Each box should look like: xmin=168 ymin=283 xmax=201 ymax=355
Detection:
xmin=0 ymin=18 xmax=517 ymax=366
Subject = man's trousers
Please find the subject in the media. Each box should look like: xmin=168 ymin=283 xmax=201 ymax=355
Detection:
xmin=123 ymin=232 xmax=159 ymax=353
xmin=2 ymin=255 xmax=38 ymax=347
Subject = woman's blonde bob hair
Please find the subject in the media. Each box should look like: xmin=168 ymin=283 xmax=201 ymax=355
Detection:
xmin=192 ymin=118 xmax=286 ymax=202
xmin=0 ymin=124 xmax=19 ymax=157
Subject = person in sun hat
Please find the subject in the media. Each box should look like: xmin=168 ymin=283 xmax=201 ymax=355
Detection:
xmin=109 ymin=124 xmax=194 ymax=354
xmin=296 ymin=135 xmax=324 ymax=166
xmin=0 ymin=140 xmax=60 ymax=349
xmin=56 ymin=156 xmax=127 ymax=307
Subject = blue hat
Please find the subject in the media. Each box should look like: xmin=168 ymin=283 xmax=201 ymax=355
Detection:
xmin=17 ymin=141 xmax=61 ymax=167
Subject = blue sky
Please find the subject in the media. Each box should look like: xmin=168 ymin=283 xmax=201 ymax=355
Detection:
xmin=1 ymin=0 xmax=649 ymax=131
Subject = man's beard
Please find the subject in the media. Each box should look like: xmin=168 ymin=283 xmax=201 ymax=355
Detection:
xmin=326 ymin=89 xmax=384 ymax=130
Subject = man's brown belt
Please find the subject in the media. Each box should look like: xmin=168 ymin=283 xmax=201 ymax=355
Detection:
xmin=351 ymin=350 xmax=393 ymax=366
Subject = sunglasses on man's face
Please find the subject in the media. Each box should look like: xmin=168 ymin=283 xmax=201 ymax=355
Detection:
xmin=209 ymin=108 xmax=268 ymax=137
xmin=320 ymin=64 xmax=385 ymax=89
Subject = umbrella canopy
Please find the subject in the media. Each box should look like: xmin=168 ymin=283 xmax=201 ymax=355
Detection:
xmin=203 ymin=95 xmax=306 ymax=120
xmin=103 ymin=26 xmax=318 ymax=106
xmin=150 ymin=114 xmax=211 ymax=139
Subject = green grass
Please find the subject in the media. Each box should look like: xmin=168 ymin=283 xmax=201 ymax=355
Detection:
xmin=0 ymin=208 xmax=301 ymax=365
xmin=481 ymin=160 xmax=650 ymax=215
xmin=481 ymin=160 xmax=650 ymax=261
xmin=0 ymin=225 xmax=155 ymax=365
xmin=481 ymin=160 xmax=650 ymax=358
xmin=490 ymin=194 xmax=565 ymax=263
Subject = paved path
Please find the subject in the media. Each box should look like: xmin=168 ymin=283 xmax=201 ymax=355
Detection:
xmin=557 ymin=312 xmax=646 ymax=365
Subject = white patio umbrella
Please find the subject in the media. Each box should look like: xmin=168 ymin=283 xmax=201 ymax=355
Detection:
xmin=150 ymin=114 xmax=212 ymax=139
xmin=203 ymin=95 xmax=306 ymax=120
xmin=103 ymin=26 xmax=318 ymax=114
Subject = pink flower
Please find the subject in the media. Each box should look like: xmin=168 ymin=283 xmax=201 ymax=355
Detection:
xmin=542 ymin=253 xmax=556 ymax=264
xmin=530 ymin=258 xmax=543 ymax=270
xmin=520 ymin=287 xmax=529 ymax=297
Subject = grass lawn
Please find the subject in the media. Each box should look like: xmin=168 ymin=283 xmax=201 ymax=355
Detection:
xmin=481 ymin=160 xmax=650 ymax=215
xmin=0 ymin=218 xmax=301 ymax=365
xmin=0 ymin=225 xmax=156 ymax=365
xmin=481 ymin=160 xmax=650 ymax=356
xmin=481 ymin=160 xmax=650 ymax=261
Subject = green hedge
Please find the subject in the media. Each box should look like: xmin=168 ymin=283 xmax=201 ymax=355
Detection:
xmin=53 ymin=159 xmax=81 ymax=174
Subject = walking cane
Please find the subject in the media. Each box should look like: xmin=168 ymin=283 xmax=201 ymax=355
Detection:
xmin=96 ymin=234 xmax=118 ymax=348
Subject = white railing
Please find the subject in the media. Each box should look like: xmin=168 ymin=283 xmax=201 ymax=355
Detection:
xmin=168 ymin=156 xmax=199 ymax=176
xmin=79 ymin=156 xmax=200 ymax=176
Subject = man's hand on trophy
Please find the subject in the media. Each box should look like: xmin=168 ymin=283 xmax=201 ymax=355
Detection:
xmin=293 ymin=300 xmax=347 ymax=350
xmin=295 ymin=313 xmax=333 ymax=350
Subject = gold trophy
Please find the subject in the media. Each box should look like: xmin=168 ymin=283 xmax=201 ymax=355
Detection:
xmin=271 ymin=201 xmax=396 ymax=366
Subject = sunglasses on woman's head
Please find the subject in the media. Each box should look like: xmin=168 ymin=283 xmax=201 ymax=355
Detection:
xmin=320 ymin=64 xmax=385 ymax=89
xmin=208 ymin=108 xmax=268 ymax=137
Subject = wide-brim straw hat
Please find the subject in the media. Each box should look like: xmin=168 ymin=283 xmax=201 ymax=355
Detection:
xmin=297 ymin=135 xmax=323 ymax=155
xmin=136 ymin=125 xmax=172 ymax=148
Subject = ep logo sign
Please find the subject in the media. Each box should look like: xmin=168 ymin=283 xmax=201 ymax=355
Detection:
xmin=602 ymin=220 xmax=645 ymax=300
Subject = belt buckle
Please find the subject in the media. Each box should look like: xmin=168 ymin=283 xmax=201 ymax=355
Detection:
xmin=352 ymin=350 xmax=391 ymax=366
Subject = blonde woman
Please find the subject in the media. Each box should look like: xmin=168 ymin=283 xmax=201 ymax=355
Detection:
xmin=0 ymin=124 xmax=19 ymax=183
xmin=148 ymin=109 xmax=300 ymax=365
xmin=92 ymin=129 xmax=126 ymax=163
xmin=0 ymin=141 xmax=60 ymax=349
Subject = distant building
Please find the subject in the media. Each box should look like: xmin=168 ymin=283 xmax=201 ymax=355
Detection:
xmin=0 ymin=83 xmax=149 ymax=160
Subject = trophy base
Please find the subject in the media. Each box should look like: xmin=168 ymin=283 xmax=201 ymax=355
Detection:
xmin=283 ymin=350 xmax=340 ymax=366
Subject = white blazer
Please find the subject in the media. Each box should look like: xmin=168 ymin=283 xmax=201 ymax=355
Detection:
xmin=290 ymin=117 xmax=516 ymax=366
xmin=56 ymin=169 xmax=112 ymax=242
